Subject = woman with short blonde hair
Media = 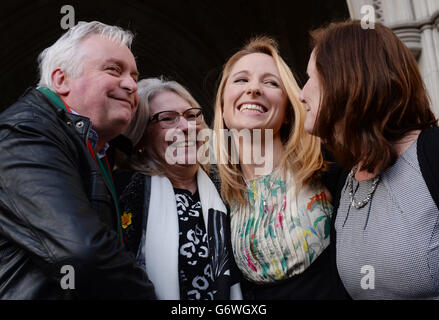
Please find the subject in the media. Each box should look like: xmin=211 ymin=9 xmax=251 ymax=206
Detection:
xmin=119 ymin=77 xmax=203 ymax=175
xmin=115 ymin=77 xmax=242 ymax=300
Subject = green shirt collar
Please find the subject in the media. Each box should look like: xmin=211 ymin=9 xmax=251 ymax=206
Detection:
xmin=37 ymin=87 xmax=68 ymax=112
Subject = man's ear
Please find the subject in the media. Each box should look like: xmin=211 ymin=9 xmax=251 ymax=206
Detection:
xmin=51 ymin=68 xmax=70 ymax=96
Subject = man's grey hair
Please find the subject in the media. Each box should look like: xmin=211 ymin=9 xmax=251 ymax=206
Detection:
xmin=37 ymin=21 xmax=134 ymax=89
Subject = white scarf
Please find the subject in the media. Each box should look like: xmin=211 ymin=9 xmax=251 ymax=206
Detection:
xmin=143 ymin=168 xmax=229 ymax=300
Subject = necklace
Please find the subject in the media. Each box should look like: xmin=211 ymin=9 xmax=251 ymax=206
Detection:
xmin=348 ymin=165 xmax=381 ymax=209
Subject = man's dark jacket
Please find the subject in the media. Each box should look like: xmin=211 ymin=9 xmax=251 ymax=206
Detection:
xmin=0 ymin=88 xmax=156 ymax=299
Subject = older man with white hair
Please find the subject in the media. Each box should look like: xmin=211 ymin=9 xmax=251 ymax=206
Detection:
xmin=0 ymin=21 xmax=156 ymax=299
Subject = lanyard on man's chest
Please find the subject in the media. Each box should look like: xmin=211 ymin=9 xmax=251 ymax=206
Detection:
xmin=38 ymin=87 xmax=124 ymax=244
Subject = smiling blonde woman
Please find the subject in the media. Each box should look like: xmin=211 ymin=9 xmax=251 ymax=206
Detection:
xmin=213 ymin=36 xmax=342 ymax=299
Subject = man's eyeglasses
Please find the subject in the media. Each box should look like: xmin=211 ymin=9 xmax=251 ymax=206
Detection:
xmin=149 ymin=108 xmax=204 ymax=128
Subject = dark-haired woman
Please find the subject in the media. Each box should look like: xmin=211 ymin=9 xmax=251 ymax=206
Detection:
xmin=300 ymin=20 xmax=439 ymax=299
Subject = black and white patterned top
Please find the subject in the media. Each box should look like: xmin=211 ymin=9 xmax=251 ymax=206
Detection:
xmin=175 ymin=188 xmax=215 ymax=300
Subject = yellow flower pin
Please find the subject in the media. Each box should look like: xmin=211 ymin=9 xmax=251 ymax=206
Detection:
xmin=121 ymin=212 xmax=132 ymax=229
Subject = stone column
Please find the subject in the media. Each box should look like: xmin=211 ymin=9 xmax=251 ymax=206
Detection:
xmin=346 ymin=0 xmax=439 ymax=116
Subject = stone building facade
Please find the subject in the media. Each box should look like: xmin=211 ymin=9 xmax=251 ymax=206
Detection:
xmin=347 ymin=0 xmax=439 ymax=115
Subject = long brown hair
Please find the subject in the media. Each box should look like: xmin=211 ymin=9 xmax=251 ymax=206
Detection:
xmin=213 ymin=36 xmax=324 ymax=205
xmin=311 ymin=20 xmax=437 ymax=173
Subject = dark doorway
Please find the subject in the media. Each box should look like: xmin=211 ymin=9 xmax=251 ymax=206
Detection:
xmin=0 ymin=0 xmax=349 ymax=123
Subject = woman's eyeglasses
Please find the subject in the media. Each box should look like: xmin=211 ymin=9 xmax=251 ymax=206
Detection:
xmin=149 ymin=108 xmax=203 ymax=128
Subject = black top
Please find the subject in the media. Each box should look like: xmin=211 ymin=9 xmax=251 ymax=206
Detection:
xmin=115 ymin=171 xmax=241 ymax=300
xmin=174 ymin=188 xmax=214 ymax=300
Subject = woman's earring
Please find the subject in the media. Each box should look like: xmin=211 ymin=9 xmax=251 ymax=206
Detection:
xmin=137 ymin=147 xmax=145 ymax=155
